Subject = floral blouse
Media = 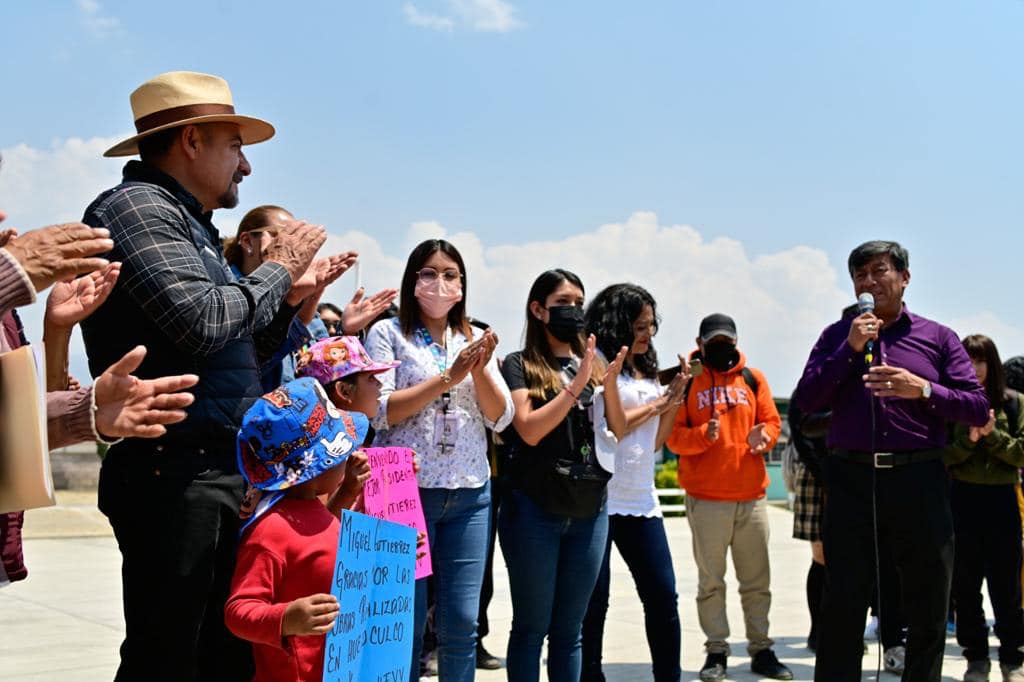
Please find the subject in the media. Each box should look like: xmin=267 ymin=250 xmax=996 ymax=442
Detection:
xmin=364 ymin=318 xmax=514 ymax=489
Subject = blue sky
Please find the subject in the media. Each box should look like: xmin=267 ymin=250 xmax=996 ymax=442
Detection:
xmin=2 ymin=0 xmax=1022 ymax=392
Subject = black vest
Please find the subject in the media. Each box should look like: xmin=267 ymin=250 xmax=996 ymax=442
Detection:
xmin=81 ymin=175 xmax=262 ymax=455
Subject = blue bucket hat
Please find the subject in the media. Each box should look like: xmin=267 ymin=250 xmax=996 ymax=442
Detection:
xmin=236 ymin=378 xmax=369 ymax=532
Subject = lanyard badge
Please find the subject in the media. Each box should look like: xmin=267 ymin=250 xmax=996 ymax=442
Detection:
xmin=419 ymin=326 xmax=459 ymax=454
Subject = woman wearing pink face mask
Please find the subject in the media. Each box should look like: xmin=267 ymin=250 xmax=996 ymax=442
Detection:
xmin=365 ymin=239 xmax=514 ymax=682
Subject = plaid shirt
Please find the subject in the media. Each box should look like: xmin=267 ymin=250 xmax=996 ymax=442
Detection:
xmin=83 ymin=161 xmax=293 ymax=358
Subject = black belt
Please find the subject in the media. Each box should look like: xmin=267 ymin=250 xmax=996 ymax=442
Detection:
xmin=107 ymin=438 xmax=237 ymax=471
xmin=832 ymin=448 xmax=944 ymax=469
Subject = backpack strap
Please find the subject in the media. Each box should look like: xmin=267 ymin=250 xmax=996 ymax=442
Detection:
xmin=681 ymin=367 xmax=760 ymax=428
xmin=741 ymin=367 xmax=760 ymax=397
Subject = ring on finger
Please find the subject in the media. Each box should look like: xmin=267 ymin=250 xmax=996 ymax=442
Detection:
xmin=886 ymin=380 xmax=893 ymax=389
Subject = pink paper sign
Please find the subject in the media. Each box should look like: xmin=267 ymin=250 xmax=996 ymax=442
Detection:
xmin=362 ymin=447 xmax=432 ymax=579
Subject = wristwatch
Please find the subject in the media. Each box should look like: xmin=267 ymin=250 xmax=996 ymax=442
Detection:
xmin=921 ymin=381 xmax=932 ymax=400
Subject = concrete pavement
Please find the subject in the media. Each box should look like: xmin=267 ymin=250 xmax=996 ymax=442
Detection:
xmin=1 ymin=492 xmax=981 ymax=681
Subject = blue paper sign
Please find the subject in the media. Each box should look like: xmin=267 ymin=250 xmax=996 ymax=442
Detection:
xmin=323 ymin=510 xmax=416 ymax=682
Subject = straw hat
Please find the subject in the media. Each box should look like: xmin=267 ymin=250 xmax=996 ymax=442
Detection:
xmin=104 ymin=71 xmax=275 ymax=158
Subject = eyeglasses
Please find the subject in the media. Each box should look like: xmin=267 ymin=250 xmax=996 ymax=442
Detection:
xmin=633 ymin=322 xmax=658 ymax=337
xmin=416 ymin=267 xmax=462 ymax=284
xmin=322 ymin=319 xmax=341 ymax=334
xmin=246 ymin=226 xmax=281 ymax=238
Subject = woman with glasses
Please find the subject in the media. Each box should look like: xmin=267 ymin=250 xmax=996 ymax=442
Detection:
xmin=498 ymin=269 xmax=627 ymax=682
xmin=364 ymin=239 xmax=514 ymax=682
xmin=580 ymin=283 xmax=688 ymax=682
xmin=224 ymin=205 xmax=396 ymax=388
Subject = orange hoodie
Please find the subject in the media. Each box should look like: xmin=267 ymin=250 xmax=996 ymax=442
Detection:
xmin=666 ymin=350 xmax=780 ymax=501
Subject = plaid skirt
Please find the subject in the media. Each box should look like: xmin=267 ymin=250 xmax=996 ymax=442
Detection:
xmin=792 ymin=462 xmax=825 ymax=542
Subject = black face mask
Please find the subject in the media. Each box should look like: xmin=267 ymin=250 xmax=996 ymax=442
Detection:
xmin=703 ymin=340 xmax=739 ymax=372
xmin=546 ymin=305 xmax=585 ymax=342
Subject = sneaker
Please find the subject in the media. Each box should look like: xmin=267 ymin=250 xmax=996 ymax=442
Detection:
xmin=420 ymin=650 xmax=438 ymax=677
xmin=751 ymin=649 xmax=794 ymax=680
xmin=699 ymin=653 xmax=727 ymax=682
xmin=884 ymin=646 xmax=906 ymax=675
xmin=865 ymin=615 xmax=880 ymax=640
xmin=476 ymin=642 xmax=502 ymax=670
xmin=1001 ymin=663 xmax=1024 ymax=682
xmin=964 ymin=659 xmax=991 ymax=682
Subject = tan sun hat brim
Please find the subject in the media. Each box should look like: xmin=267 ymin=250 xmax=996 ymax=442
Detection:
xmin=103 ymin=114 xmax=275 ymax=158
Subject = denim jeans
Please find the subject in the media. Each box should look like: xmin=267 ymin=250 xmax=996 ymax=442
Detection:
xmin=582 ymin=514 xmax=681 ymax=682
xmin=410 ymin=482 xmax=491 ymax=682
xmin=499 ymin=488 xmax=609 ymax=682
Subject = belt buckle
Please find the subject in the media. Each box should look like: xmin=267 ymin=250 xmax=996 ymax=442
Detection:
xmin=873 ymin=452 xmax=894 ymax=469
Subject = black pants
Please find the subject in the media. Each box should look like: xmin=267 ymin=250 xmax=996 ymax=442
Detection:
xmin=815 ymin=457 xmax=953 ymax=682
xmin=98 ymin=445 xmax=253 ymax=682
xmin=580 ymin=515 xmax=681 ymax=682
xmin=951 ymin=480 xmax=1024 ymax=666
xmin=478 ymin=475 xmax=507 ymax=641
xmin=872 ymin=533 xmax=907 ymax=650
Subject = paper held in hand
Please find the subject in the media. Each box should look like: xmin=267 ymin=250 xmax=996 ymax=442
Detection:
xmin=0 ymin=345 xmax=54 ymax=514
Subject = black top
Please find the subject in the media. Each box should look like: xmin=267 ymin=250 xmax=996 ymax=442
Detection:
xmin=500 ymin=351 xmax=608 ymax=519
xmin=787 ymin=387 xmax=831 ymax=481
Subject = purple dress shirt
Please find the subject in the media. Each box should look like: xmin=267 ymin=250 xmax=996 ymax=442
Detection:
xmin=796 ymin=306 xmax=989 ymax=452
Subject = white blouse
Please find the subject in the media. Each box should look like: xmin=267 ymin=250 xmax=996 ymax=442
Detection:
xmin=595 ymin=373 xmax=665 ymax=517
xmin=364 ymin=318 xmax=514 ymax=490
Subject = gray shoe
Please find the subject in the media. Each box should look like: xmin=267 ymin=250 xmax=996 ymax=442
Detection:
xmin=1001 ymin=663 xmax=1024 ymax=682
xmin=964 ymin=659 xmax=991 ymax=682
xmin=884 ymin=646 xmax=906 ymax=675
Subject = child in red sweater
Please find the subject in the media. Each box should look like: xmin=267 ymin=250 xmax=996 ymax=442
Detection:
xmin=225 ymin=377 xmax=371 ymax=682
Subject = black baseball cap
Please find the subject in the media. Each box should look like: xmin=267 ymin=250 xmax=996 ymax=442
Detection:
xmin=699 ymin=313 xmax=737 ymax=343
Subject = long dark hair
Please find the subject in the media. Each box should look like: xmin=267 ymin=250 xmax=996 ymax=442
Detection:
xmin=521 ymin=269 xmax=600 ymax=400
xmin=398 ymin=239 xmax=472 ymax=339
xmin=585 ymin=283 xmax=660 ymax=380
xmin=962 ymin=334 xmax=1006 ymax=410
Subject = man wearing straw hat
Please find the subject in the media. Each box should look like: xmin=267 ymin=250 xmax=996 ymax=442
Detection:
xmin=80 ymin=71 xmax=327 ymax=681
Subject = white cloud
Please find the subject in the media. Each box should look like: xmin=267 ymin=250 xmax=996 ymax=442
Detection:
xmin=403 ymin=0 xmax=523 ymax=33
xmin=75 ymin=0 xmax=120 ymax=38
xmin=0 ymin=136 xmax=126 ymax=382
xmin=450 ymin=0 xmax=523 ymax=32
xmin=0 ymin=136 xmax=125 ymax=229
xmin=949 ymin=312 xmax=1024 ymax=363
xmin=321 ymin=211 xmax=849 ymax=395
xmin=402 ymin=3 xmax=455 ymax=32
xmin=15 ymin=136 xmax=1020 ymax=399
xmin=0 ymin=136 xmax=856 ymax=394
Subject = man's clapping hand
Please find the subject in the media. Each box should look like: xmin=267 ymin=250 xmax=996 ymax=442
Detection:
xmin=2 ymin=222 xmax=114 ymax=293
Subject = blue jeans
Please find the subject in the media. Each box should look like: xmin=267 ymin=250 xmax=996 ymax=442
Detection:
xmin=499 ymin=488 xmax=609 ymax=682
xmin=410 ymin=482 xmax=491 ymax=682
xmin=582 ymin=514 xmax=681 ymax=682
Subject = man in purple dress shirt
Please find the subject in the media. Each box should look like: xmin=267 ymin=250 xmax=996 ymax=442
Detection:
xmin=796 ymin=240 xmax=989 ymax=682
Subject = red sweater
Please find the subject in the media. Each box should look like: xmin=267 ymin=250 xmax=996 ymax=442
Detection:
xmin=225 ymin=498 xmax=339 ymax=682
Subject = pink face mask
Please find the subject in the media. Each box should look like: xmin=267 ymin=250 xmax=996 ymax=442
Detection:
xmin=415 ymin=277 xmax=463 ymax=320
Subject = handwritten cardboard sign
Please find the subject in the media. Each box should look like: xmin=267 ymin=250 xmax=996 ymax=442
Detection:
xmin=323 ymin=510 xmax=416 ymax=682
xmin=361 ymin=447 xmax=432 ymax=579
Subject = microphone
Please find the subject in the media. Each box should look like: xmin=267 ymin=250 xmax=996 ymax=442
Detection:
xmin=857 ymin=292 xmax=875 ymax=364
